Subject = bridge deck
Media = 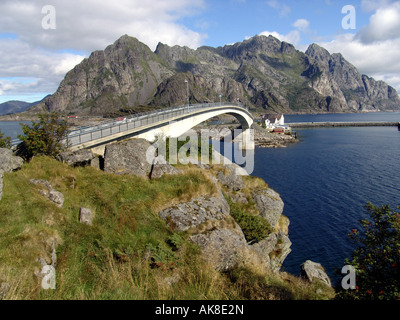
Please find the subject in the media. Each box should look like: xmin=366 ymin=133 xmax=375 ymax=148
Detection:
xmin=66 ymin=103 xmax=252 ymax=150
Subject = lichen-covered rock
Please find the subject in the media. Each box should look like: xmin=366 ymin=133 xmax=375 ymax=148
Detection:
xmin=58 ymin=149 xmax=95 ymax=167
xmin=150 ymin=163 xmax=182 ymax=180
xmin=253 ymin=188 xmax=284 ymax=230
xmin=48 ymin=189 xmax=64 ymax=208
xmin=29 ymin=179 xmax=64 ymax=208
xmin=104 ymin=138 xmax=152 ymax=177
xmin=79 ymin=207 xmax=94 ymax=225
xmin=0 ymin=148 xmax=23 ymax=173
xmin=159 ymin=193 xmax=230 ymax=232
xmin=216 ymin=169 xmax=245 ymax=191
xmin=190 ymin=228 xmax=248 ymax=271
xmin=301 ymin=260 xmax=332 ymax=287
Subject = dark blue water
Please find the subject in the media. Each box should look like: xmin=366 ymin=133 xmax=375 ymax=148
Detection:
xmin=252 ymin=117 xmax=400 ymax=285
xmin=0 ymin=121 xmax=29 ymax=140
xmin=285 ymin=112 xmax=400 ymax=123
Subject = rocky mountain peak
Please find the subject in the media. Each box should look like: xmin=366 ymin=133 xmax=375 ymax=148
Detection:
xmin=305 ymin=43 xmax=332 ymax=62
xmin=30 ymin=34 xmax=400 ymax=115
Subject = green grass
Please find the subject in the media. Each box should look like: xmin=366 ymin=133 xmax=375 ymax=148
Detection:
xmin=0 ymin=156 xmax=335 ymax=300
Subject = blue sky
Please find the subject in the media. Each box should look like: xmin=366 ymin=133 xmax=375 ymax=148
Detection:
xmin=181 ymin=0 xmax=370 ymax=48
xmin=0 ymin=0 xmax=399 ymax=104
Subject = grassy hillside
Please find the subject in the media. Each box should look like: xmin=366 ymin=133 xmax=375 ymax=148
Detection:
xmin=0 ymin=156 xmax=335 ymax=300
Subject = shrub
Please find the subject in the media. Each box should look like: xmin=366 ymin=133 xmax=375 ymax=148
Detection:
xmin=337 ymin=203 xmax=400 ymax=300
xmin=16 ymin=113 xmax=70 ymax=160
xmin=0 ymin=130 xmax=12 ymax=149
xmin=229 ymin=200 xmax=272 ymax=244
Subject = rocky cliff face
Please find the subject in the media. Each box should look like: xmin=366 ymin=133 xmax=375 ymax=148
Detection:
xmin=32 ymin=34 xmax=400 ymax=115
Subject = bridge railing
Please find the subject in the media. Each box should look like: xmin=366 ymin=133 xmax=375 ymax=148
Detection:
xmin=10 ymin=103 xmax=250 ymax=148
xmin=63 ymin=102 xmax=249 ymax=147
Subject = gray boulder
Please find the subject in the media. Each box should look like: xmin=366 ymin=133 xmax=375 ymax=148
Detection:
xmin=253 ymin=188 xmax=284 ymax=230
xmin=104 ymin=138 xmax=152 ymax=177
xmin=301 ymin=260 xmax=332 ymax=287
xmin=79 ymin=207 xmax=94 ymax=225
xmin=150 ymin=162 xmax=182 ymax=180
xmin=216 ymin=168 xmax=245 ymax=191
xmin=0 ymin=148 xmax=23 ymax=173
xmin=159 ymin=191 xmax=249 ymax=271
xmin=48 ymin=189 xmax=64 ymax=208
xmin=231 ymin=191 xmax=248 ymax=204
xmin=159 ymin=194 xmax=230 ymax=232
xmin=90 ymin=156 xmax=101 ymax=169
xmin=29 ymin=179 xmax=64 ymax=208
xmin=58 ymin=149 xmax=95 ymax=166
xmin=190 ymin=228 xmax=248 ymax=271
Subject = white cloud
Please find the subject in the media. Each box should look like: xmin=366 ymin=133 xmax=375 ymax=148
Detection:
xmin=0 ymin=0 xmax=206 ymax=52
xmin=361 ymin=0 xmax=393 ymax=12
xmin=267 ymin=0 xmax=291 ymax=17
xmin=357 ymin=1 xmax=400 ymax=43
xmin=293 ymin=19 xmax=310 ymax=33
xmin=0 ymin=0 xmax=206 ymax=102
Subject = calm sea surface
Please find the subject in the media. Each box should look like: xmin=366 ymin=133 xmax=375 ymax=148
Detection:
xmin=252 ymin=112 xmax=400 ymax=284
xmin=0 ymin=121 xmax=30 ymax=140
xmin=2 ymin=113 xmax=400 ymax=285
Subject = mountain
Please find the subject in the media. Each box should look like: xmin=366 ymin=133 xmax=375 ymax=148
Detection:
xmin=30 ymin=34 xmax=400 ymax=115
xmin=0 ymin=95 xmax=51 ymax=115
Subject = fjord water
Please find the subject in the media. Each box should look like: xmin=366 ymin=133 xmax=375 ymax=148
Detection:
xmin=0 ymin=121 xmax=29 ymax=140
xmin=252 ymin=113 xmax=400 ymax=284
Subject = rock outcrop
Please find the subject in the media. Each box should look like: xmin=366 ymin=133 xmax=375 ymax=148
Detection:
xmin=30 ymin=34 xmax=400 ymax=115
xmin=158 ymin=192 xmax=232 ymax=233
xmin=29 ymin=179 xmax=64 ymax=208
xmin=301 ymin=260 xmax=332 ymax=287
xmin=0 ymin=148 xmax=24 ymax=201
xmin=159 ymin=164 xmax=291 ymax=273
xmin=79 ymin=207 xmax=94 ymax=226
xmin=150 ymin=162 xmax=182 ymax=180
xmin=58 ymin=149 xmax=95 ymax=167
xmin=104 ymin=138 xmax=152 ymax=177
xmin=159 ymin=190 xmax=249 ymax=271
xmin=0 ymin=148 xmax=24 ymax=173
xmin=253 ymin=188 xmax=285 ymax=230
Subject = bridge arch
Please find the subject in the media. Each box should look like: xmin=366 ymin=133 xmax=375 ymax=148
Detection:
xmin=69 ymin=103 xmax=254 ymax=154
xmin=136 ymin=106 xmax=253 ymax=141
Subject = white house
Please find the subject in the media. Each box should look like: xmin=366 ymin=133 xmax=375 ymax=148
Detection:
xmin=261 ymin=114 xmax=285 ymax=129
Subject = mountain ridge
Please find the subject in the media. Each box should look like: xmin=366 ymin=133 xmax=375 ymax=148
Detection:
xmin=29 ymin=34 xmax=400 ymax=115
xmin=0 ymin=95 xmax=50 ymax=116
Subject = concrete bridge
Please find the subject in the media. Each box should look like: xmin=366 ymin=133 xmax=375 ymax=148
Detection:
xmin=67 ymin=102 xmax=254 ymax=155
